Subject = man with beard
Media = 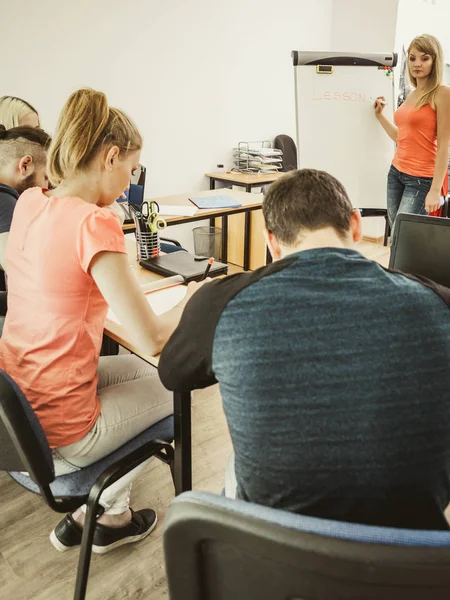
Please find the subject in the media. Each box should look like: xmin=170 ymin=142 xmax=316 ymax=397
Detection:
xmin=0 ymin=125 xmax=51 ymax=268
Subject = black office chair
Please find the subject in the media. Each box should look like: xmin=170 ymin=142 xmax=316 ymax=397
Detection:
xmin=274 ymin=134 xmax=297 ymax=172
xmin=130 ymin=164 xmax=146 ymax=188
xmin=359 ymin=208 xmax=391 ymax=246
xmin=164 ymin=491 xmax=450 ymax=600
xmin=0 ymin=369 xmax=176 ymax=600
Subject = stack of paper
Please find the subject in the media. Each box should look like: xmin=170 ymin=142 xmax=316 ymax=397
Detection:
xmin=233 ymin=146 xmax=283 ymax=174
xmin=158 ymin=204 xmax=198 ymax=217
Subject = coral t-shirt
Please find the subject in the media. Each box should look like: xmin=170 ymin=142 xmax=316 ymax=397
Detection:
xmin=0 ymin=188 xmax=127 ymax=448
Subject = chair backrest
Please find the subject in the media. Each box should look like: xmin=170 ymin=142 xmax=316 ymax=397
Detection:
xmin=164 ymin=491 xmax=450 ymax=600
xmin=274 ymin=134 xmax=297 ymax=172
xmin=128 ymin=183 xmax=144 ymax=207
xmin=130 ymin=164 xmax=147 ymax=189
xmin=0 ymin=370 xmax=54 ymax=485
xmin=137 ymin=165 xmax=146 ymax=188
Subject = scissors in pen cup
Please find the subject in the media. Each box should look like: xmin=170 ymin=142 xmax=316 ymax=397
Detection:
xmin=141 ymin=201 xmax=167 ymax=233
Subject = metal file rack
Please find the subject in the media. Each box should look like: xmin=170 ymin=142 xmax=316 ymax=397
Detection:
xmin=232 ymin=140 xmax=283 ymax=174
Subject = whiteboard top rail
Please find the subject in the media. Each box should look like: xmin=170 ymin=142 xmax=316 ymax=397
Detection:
xmin=292 ymin=51 xmax=397 ymax=68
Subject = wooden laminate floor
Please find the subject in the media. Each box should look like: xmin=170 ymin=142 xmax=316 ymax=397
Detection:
xmin=0 ymin=240 xmax=398 ymax=600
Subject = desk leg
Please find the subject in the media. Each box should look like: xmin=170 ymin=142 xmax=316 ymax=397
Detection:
xmin=210 ymin=179 xmax=216 ymax=190
xmin=246 ymin=184 xmax=251 ymax=193
xmin=221 ymin=214 xmax=228 ymax=263
xmin=173 ymin=391 xmax=192 ymax=495
xmin=243 ymin=211 xmax=251 ymax=271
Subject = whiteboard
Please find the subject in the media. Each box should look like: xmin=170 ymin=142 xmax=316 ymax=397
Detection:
xmin=294 ymin=66 xmax=395 ymax=209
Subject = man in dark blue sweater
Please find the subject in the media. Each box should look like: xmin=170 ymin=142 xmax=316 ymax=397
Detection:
xmin=0 ymin=126 xmax=51 ymax=270
xmin=159 ymin=169 xmax=450 ymax=529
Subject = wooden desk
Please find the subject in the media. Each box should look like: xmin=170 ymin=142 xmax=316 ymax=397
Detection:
xmin=123 ymin=188 xmax=265 ymax=271
xmin=104 ymin=239 xmax=192 ymax=494
xmin=205 ymin=171 xmax=285 ymax=193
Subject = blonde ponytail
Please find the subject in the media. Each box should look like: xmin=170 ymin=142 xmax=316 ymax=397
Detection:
xmin=47 ymin=88 xmax=142 ymax=186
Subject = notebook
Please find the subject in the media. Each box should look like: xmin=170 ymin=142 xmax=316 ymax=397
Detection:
xmin=189 ymin=194 xmax=242 ymax=209
xmin=140 ymin=252 xmax=228 ymax=282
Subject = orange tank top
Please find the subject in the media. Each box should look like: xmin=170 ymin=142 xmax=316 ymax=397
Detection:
xmin=392 ymin=101 xmax=448 ymax=198
xmin=392 ymin=102 xmax=437 ymax=178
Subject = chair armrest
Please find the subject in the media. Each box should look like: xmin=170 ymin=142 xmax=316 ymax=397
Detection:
xmin=160 ymin=237 xmax=182 ymax=248
xmin=359 ymin=208 xmax=387 ymax=218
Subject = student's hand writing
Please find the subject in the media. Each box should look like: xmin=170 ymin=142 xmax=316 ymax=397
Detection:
xmin=425 ymin=189 xmax=441 ymax=214
xmin=174 ymin=278 xmax=211 ymax=313
xmin=185 ymin=278 xmax=212 ymax=302
xmin=374 ymin=96 xmax=386 ymax=115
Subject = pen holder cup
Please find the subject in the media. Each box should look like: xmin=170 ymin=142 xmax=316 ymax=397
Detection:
xmin=193 ymin=226 xmax=222 ymax=261
xmin=136 ymin=229 xmax=160 ymax=260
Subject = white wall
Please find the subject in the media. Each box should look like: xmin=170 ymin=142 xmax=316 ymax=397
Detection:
xmin=396 ymin=0 xmax=450 ymax=62
xmin=331 ymin=0 xmax=399 ymax=53
xmin=0 ymin=0 xmax=333 ymax=250
xmin=0 ymin=0 xmax=333 ymax=198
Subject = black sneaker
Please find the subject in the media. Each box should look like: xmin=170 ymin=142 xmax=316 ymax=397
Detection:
xmin=50 ymin=513 xmax=83 ymax=552
xmin=92 ymin=509 xmax=157 ymax=554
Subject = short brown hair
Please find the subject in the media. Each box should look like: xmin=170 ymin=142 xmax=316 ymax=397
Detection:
xmin=0 ymin=125 xmax=51 ymax=169
xmin=47 ymin=88 xmax=142 ymax=187
xmin=262 ymin=169 xmax=353 ymax=245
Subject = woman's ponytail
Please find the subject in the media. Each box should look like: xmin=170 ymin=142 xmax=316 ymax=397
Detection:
xmin=47 ymin=88 xmax=141 ymax=187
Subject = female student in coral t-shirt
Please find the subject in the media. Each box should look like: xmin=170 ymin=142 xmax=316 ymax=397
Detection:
xmin=374 ymin=34 xmax=450 ymax=233
xmin=0 ymin=89 xmax=204 ymax=554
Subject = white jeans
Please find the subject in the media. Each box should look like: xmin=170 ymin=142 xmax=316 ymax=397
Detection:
xmin=53 ymin=355 xmax=172 ymax=514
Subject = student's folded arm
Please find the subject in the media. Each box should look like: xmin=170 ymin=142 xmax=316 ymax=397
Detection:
xmin=90 ymin=251 xmax=186 ymax=357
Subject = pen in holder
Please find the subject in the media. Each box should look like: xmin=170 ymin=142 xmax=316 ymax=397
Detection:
xmin=130 ymin=204 xmax=161 ymax=260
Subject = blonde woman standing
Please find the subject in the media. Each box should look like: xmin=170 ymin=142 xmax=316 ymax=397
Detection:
xmin=374 ymin=34 xmax=450 ymax=231
xmin=0 ymin=88 xmax=204 ymax=553
xmin=0 ymin=96 xmax=40 ymax=129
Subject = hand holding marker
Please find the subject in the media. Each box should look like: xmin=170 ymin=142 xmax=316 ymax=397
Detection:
xmin=201 ymin=257 xmax=214 ymax=280
xmin=372 ymin=96 xmax=387 ymax=116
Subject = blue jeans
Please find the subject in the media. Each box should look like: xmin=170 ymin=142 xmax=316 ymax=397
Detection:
xmin=387 ymin=165 xmax=432 ymax=233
